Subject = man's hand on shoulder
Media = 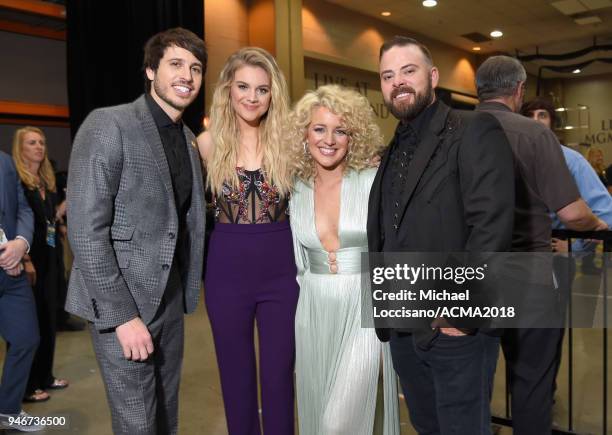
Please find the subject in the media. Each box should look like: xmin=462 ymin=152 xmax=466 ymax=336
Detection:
xmin=115 ymin=317 xmax=154 ymax=361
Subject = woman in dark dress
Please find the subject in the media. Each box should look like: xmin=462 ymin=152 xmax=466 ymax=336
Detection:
xmin=12 ymin=127 xmax=68 ymax=403
xmin=197 ymin=47 xmax=298 ymax=435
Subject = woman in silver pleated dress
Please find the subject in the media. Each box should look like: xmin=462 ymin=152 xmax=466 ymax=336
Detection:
xmin=288 ymin=84 xmax=399 ymax=435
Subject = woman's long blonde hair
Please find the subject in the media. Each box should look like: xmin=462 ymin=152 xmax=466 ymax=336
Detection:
xmin=207 ymin=47 xmax=292 ymax=196
xmin=587 ymin=147 xmax=605 ymax=174
xmin=12 ymin=126 xmax=56 ymax=192
xmin=287 ymin=84 xmax=384 ymax=181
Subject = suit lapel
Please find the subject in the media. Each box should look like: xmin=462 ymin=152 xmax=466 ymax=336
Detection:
xmin=133 ymin=96 xmax=175 ymax=204
xmin=368 ymin=137 xmax=394 ymax=252
xmin=397 ymin=102 xmax=450 ymax=227
xmin=183 ymin=127 xmax=204 ymax=225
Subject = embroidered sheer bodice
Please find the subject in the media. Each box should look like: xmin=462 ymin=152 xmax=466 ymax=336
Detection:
xmin=214 ymin=167 xmax=288 ymax=224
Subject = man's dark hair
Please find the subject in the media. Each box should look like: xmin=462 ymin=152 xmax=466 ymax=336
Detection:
xmin=475 ymin=55 xmax=526 ymax=101
xmin=520 ymin=97 xmax=556 ymax=127
xmin=143 ymin=27 xmax=207 ymax=92
xmin=379 ymin=35 xmax=433 ymax=66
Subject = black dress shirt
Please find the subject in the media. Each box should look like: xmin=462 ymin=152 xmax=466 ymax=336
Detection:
xmin=382 ymin=100 xmax=439 ymax=249
xmin=146 ymin=94 xmax=193 ymax=291
xmin=145 ymin=94 xmax=193 ymax=226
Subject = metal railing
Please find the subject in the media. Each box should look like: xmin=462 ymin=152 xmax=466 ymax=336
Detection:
xmin=492 ymin=229 xmax=610 ymax=435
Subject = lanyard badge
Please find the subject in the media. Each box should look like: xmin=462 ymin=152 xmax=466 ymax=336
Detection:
xmin=46 ymin=221 xmax=56 ymax=248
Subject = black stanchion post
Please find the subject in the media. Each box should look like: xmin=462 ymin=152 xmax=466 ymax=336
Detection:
xmin=567 ymin=238 xmax=574 ymax=432
xmin=493 ymin=229 xmax=611 ymax=434
xmin=603 ymin=238 xmax=609 ymax=435
xmin=505 ymin=364 xmax=511 ymax=420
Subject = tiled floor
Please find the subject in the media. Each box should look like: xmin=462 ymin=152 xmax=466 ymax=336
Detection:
xmin=1 ymin=273 xmax=610 ymax=434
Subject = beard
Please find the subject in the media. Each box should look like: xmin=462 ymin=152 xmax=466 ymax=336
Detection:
xmin=153 ymin=79 xmax=194 ymax=112
xmin=384 ymin=76 xmax=434 ymax=121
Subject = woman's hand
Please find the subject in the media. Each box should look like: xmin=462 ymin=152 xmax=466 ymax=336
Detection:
xmin=24 ymin=260 xmax=36 ymax=286
xmin=56 ymin=200 xmax=67 ymax=222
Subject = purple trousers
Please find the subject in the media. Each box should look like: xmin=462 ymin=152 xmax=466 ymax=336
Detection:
xmin=205 ymin=221 xmax=298 ymax=435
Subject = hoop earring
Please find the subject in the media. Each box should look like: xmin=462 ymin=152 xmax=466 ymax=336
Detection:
xmin=302 ymin=140 xmax=309 ymax=155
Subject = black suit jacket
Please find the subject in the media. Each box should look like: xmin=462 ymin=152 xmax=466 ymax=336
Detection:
xmin=367 ymin=101 xmax=515 ymax=343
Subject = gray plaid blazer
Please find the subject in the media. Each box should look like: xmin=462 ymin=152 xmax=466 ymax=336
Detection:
xmin=66 ymin=95 xmax=205 ymax=330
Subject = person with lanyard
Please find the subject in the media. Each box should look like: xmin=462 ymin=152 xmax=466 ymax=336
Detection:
xmin=11 ymin=126 xmax=69 ymax=403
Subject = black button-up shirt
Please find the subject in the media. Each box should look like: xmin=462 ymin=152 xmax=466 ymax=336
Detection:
xmin=382 ymin=100 xmax=439 ymax=250
xmin=145 ymin=94 xmax=193 ymax=226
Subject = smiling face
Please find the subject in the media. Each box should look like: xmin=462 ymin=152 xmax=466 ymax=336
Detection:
xmin=21 ymin=131 xmax=46 ymax=166
xmin=307 ymin=106 xmax=350 ymax=174
xmin=230 ymin=65 xmax=272 ymax=127
xmin=379 ymin=44 xmax=438 ymax=121
xmin=146 ymin=45 xmax=203 ymax=120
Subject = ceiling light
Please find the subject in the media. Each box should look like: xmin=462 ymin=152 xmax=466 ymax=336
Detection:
xmin=381 ymin=11 xmax=391 ymax=16
xmin=574 ymin=15 xmax=602 ymax=25
xmin=472 ymin=47 xmax=481 ymax=51
xmin=490 ymin=30 xmax=503 ymax=38
xmin=572 ymin=68 xmax=581 ymax=74
xmin=422 ymin=0 xmax=437 ymax=7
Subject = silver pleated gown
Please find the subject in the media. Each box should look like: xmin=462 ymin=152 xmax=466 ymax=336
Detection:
xmin=290 ymin=168 xmax=399 ymax=435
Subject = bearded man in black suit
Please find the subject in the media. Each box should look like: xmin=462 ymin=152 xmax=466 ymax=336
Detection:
xmin=368 ymin=36 xmax=515 ymax=434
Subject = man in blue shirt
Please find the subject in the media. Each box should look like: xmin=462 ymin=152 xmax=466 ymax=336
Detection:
xmin=554 ymin=146 xmax=612 ymax=231
xmin=522 ymin=98 xmax=612 ymax=409
xmin=521 ymin=98 xmax=612 ymax=265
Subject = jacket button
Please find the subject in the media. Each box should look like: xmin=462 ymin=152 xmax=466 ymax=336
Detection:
xmin=169 ymin=232 xmax=175 ymax=239
xmin=162 ymin=264 xmax=170 ymax=271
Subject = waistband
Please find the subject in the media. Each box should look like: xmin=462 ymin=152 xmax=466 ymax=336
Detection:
xmin=213 ymin=220 xmax=291 ymax=234
xmin=308 ymin=246 xmax=367 ymax=275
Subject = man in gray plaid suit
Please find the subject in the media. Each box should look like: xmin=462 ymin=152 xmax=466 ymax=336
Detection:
xmin=66 ymin=28 xmax=206 ymax=435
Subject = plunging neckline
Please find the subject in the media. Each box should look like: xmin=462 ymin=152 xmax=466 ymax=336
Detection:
xmin=312 ymin=175 xmax=344 ymax=253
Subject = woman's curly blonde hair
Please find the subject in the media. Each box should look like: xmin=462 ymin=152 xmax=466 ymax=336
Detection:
xmin=287 ymin=84 xmax=384 ymax=181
